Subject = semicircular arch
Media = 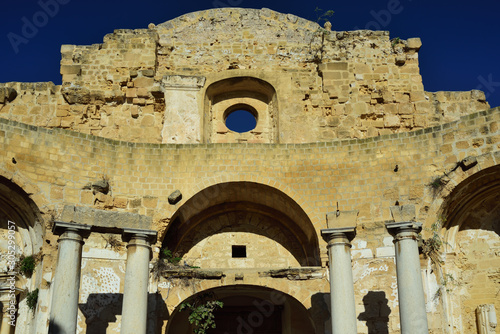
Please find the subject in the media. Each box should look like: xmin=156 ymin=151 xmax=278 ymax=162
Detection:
xmin=165 ymin=284 xmax=317 ymax=334
xmin=163 ymin=181 xmax=321 ymax=267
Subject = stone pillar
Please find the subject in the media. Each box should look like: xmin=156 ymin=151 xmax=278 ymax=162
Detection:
xmin=0 ymin=297 xmax=13 ymax=334
xmin=476 ymin=304 xmax=497 ymax=334
xmin=386 ymin=221 xmax=428 ymax=334
xmin=321 ymin=227 xmax=357 ymax=334
xmin=120 ymin=228 xmax=157 ymax=334
xmin=49 ymin=222 xmax=91 ymax=334
xmin=321 ymin=210 xmax=358 ymax=334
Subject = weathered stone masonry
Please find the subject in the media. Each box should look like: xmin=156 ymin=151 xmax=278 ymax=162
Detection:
xmin=0 ymin=7 xmax=498 ymax=334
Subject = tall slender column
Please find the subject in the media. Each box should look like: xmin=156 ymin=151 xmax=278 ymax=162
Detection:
xmin=120 ymin=229 xmax=157 ymax=334
xmin=386 ymin=221 xmax=428 ymax=334
xmin=49 ymin=222 xmax=91 ymax=334
xmin=321 ymin=227 xmax=357 ymax=334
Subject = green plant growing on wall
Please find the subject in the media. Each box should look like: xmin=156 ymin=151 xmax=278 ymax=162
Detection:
xmin=428 ymin=175 xmax=447 ymax=190
xmin=26 ymin=288 xmax=39 ymax=311
xmin=19 ymin=255 xmax=36 ymax=278
xmin=102 ymin=234 xmax=122 ymax=251
xmin=391 ymin=37 xmax=401 ymax=49
xmin=160 ymin=247 xmax=182 ymax=265
xmin=179 ymin=293 xmax=224 ymax=334
xmin=307 ymin=8 xmax=334 ymax=63
xmin=151 ymin=247 xmax=183 ymax=279
xmin=420 ymin=219 xmax=446 ymax=265
xmin=314 ymin=7 xmax=334 ymax=25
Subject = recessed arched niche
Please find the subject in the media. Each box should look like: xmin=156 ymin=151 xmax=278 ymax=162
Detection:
xmin=162 ymin=182 xmax=321 ymax=269
xmin=204 ymin=77 xmax=278 ymax=143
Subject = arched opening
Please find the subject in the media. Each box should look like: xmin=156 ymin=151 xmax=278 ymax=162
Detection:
xmin=165 ymin=285 xmax=316 ymax=334
xmin=162 ymin=182 xmax=321 ymax=268
xmin=439 ymin=165 xmax=500 ymax=332
xmin=0 ymin=176 xmax=44 ymax=333
xmin=204 ymin=77 xmax=278 ymax=143
xmin=442 ymin=165 xmax=500 ymax=246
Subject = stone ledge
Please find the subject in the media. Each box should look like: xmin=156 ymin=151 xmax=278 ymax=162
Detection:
xmin=161 ymin=269 xmax=224 ymax=280
xmin=61 ymin=205 xmax=152 ymax=230
xmin=260 ymin=267 xmax=324 ymax=280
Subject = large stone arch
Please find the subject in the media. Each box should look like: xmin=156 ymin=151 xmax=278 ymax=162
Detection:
xmin=422 ymin=151 xmax=499 ymax=232
xmin=434 ymin=164 xmax=500 ymax=333
xmin=165 ymin=285 xmax=317 ymax=334
xmin=0 ymin=175 xmax=44 ymax=263
xmin=0 ymin=175 xmax=45 ymax=334
xmin=162 ymin=181 xmax=321 ymax=267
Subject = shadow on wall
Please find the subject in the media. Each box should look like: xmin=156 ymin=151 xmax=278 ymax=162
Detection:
xmin=310 ymin=293 xmax=331 ymax=334
xmin=47 ymin=322 xmax=63 ymax=334
xmin=76 ymin=293 xmax=168 ymax=334
xmin=358 ymin=291 xmax=391 ymax=334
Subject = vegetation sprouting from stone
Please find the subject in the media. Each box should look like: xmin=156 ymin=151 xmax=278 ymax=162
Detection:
xmin=179 ymin=293 xmax=224 ymax=334
xmin=160 ymin=247 xmax=182 ymax=265
xmin=420 ymin=219 xmax=445 ymax=265
xmin=102 ymin=234 xmax=122 ymax=251
xmin=26 ymin=288 xmax=39 ymax=311
xmin=19 ymin=255 xmax=36 ymax=278
xmin=428 ymin=175 xmax=447 ymax=190
xmin=151 ymin=247 xmax=183 ymax=280
xmin=307 ymin=8 xmax=334 ymax=63
xmin=314 ymin=7 xmax=334 ymax=25
xmin=391 ymin=37 xmax=401 ymax=49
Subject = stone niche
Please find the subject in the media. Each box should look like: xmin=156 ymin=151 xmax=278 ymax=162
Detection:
xmin=204 ymin=76 xmax=278 ymax=143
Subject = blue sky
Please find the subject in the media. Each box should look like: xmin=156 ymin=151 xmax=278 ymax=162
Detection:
xmin=1 ymin=0 xmax=499 ymax=108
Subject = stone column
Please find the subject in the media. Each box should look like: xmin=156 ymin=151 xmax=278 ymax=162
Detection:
xmin=386 ymin=221 xmax=428 ymax=334
xmin=321 ymin=210 xmax=358 ymax=334
xmin=49 ymin=222 xmax=91 ymax=334
xmin=1 ymin=296 xmax=13 ymax=334
xmin=120 ymin=228 xmax=157 ymax=334
xmin=476 ymin=304 xmax=497 ymax=334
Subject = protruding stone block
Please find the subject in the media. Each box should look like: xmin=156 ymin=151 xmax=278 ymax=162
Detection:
xmin=389 ymin=205 xmax=416 ymax=222
xmin=60 ymin=205 xmax=153 ymax=230
xmin=407 ymin=38 xmax=422 ymax=50
xmin=168 ymin=190 xmax=182 ymax=204
xmin=326 ymin=210 xmax=358 ymax=229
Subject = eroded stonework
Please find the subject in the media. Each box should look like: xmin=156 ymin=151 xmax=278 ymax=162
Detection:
xmin=0 ymin=7 xmax=498 ymax=334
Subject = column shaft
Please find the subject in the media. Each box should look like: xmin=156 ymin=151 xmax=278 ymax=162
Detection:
xmin=322 ymin=228 xmax=357 ymax=334
xmin=1 ymin=305 xmax=12 ymax=334
xmin=49 ymin=229 xmax=85 ymax=334
xmin=120 ymin=235 xmax=151 ymax=334
xmin=387 ymin=222 xmax=429 ymax=334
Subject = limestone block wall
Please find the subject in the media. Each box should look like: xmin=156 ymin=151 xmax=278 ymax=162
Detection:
xmin=0 ymin=108 xmax=497 ymax=233
xmin=0 ymin=8 xmax=490 ymax=145
xmin=0 ymin=106 xmax=498 ymax=333
xmin=0 ymin=8 xmax=499 ymax=333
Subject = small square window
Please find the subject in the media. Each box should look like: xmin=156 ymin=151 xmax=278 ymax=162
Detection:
xmin=232 ymin=245 xmax=247 ymax=258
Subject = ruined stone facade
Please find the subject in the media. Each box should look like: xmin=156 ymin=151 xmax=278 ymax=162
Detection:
xmin=0 ymin=8 xmax=498 ymax=334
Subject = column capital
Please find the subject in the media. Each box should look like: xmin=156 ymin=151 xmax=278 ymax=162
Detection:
xmin=122 ymin=228 xmax=157 ymax=244
xmin=321 ymin=227 xmax=356 ymax=243
xmin=52 ymin=221 xmax=92 ymax=238
xmin=385 ymin=221 xmax=422 ymax=236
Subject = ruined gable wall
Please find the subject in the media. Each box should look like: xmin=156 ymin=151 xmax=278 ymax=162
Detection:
xmin=0 ymin=8 xmax=490 ymax=144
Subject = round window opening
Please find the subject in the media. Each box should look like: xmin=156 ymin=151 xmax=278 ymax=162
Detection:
xmin=224 ymin=105 xmax=257 ymax=133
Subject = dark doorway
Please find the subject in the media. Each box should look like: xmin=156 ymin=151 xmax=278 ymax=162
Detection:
xmin=208 ymin=305 xmax=282 ymax=334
